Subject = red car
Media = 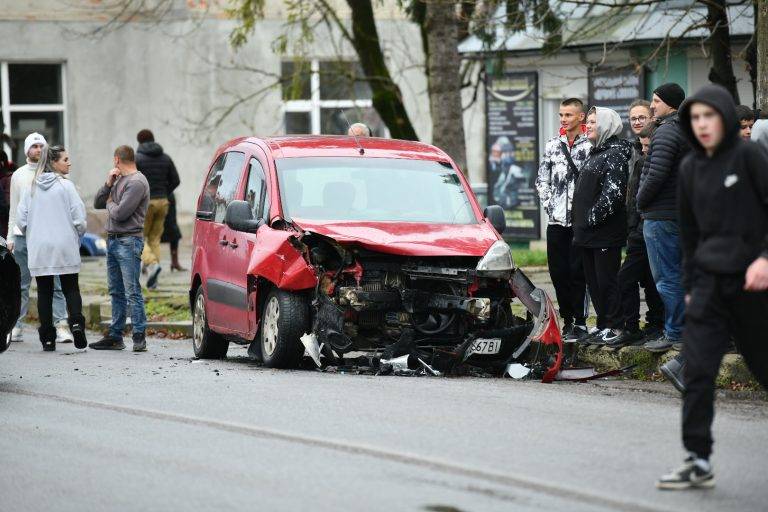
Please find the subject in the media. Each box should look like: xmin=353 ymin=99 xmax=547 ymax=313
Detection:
xmin=190 ymin=136 xmax=561 ymax=378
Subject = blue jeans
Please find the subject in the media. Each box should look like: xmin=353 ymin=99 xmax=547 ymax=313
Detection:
xmin=12 ymin=235 xmax=67 ymax=328
xmin=643 ymin=220 xmax=685 ymax=341
xmin=107 ymin=236 xmax=147 ymax=337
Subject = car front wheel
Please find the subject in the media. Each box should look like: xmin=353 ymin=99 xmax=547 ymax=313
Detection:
xmin=260 ymin=289 xmax=309 ymax=369
xmin=192 ymin=287 xmax=229 ymax=359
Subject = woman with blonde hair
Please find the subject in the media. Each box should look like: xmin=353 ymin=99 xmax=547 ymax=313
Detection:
xmin=16 ymin=145 xmax=87 ymax=351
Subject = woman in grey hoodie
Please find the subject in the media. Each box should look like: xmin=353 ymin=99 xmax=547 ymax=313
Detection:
xmin=16 ymin=145 xmax=87 ymax=351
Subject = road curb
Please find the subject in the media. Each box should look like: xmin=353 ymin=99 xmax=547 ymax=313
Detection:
xmin=577 ymin=345 xmax=760 ymax=389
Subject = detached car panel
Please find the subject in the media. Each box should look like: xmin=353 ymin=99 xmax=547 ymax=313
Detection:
xmin=190 ymin=136 xmax=562 ymax=378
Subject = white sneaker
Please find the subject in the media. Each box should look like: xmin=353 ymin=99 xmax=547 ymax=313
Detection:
xmin=55 ymin=323 xmax=74 ymax=343
xmin=10 ymin=327 xmax=23 ymax=342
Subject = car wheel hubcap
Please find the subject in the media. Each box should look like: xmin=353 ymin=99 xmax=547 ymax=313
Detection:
xmin=262 ymin=297 xmax=279 ymax=357
xmin=193 ymin=293 xmax=206 ymax=352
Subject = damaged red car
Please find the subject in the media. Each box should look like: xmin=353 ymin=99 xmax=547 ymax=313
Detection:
xmin=190 ymin=136 xmax=562 ymax=379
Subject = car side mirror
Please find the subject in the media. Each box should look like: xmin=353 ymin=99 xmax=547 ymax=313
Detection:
xmin=225 ymin=200 xmax=261 ymax=233
xmin=484 ymin=205 xmax=506 ymax=235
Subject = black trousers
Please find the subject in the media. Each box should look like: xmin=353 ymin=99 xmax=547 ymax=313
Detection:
xmin=546 ymin=225 xmax=588 ymax=325
xmin=581 ymin=246 xmax=623 ymax=329
xmin=683 ymin=274 xmax=768 ymax=459
xmin=35 ymin=274 xmax=84 ymax=340
xmin=618 ymin=234 xmax=664 ymax=331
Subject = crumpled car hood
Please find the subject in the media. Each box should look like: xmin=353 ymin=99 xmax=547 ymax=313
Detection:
xmin=291 ymin=219 xmax=499 ymax=257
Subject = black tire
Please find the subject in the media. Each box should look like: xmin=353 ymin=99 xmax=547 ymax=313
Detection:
xmin=259 ymin=289 xmax=310 ymax=369
xmin=192 ymin=287 xmax=229 ymax=359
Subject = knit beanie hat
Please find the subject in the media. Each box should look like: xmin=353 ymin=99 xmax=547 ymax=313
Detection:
xmin=653 ymin=83 xmax=686 ymax=110
xmin=24 ymin=132 xmax=47 ymax=156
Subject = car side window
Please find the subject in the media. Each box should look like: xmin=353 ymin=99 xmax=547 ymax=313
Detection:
xmin=198 ymin=154 xmax=226 ymax=216
xmin=246 ymin=158 xmax=270 ymax=221
xmin=213 ymin=152 xmax=246 ymax=223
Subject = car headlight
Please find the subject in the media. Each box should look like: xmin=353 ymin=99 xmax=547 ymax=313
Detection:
xmin=476 ymin=240 xmax=515 ymax=277
xmin=95 ymin=238 xmax=107 ymax=251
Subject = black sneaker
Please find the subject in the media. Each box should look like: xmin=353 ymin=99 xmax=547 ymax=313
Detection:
xmin=132 ymin=333 xmax=147 ymax=352
xmin=644 ymin=335 xmax=675 ymax=353
xmin=589 ymin=329 xmax=611 ymax=347
xmin=640 ymin=325 xmax=663 ymax=343
xmin=565 ymin=324 xmax=589 ymax=343
xmin=604 ymin=329 xmax=641 ymax=350
xmin=70 ymin=323 xmax=88 ymax=350
xmin=657 ymin=456 xmax=715 ymax=490
xmin=89 ymin=336 xmax=126 ymax=350
xmin=578 ymin=328 xmax=603 ymax=346
xmin=562 ymin=323 xmax=574 ymax=338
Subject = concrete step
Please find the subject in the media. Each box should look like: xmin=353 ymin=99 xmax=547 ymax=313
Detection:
xmin=97 ymin=319 xmax=193 ymax=337
xmin=577 ymin=345 xmax=759 ymax=390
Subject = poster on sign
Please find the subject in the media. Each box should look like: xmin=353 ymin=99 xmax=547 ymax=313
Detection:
xmin=588 ymin=67 xmax=645 ymax=138
xmin=485 ymin=71 xmax=540 ymax=241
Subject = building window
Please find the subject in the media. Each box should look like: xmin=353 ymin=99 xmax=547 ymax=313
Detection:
xmin=1 ymin=63 xmax=67 ymax=164
xmin=281 ymin=59 xmax=387 ymax=137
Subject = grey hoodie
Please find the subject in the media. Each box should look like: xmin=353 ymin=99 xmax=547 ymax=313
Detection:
xmin=752 ymin=119 xmax=768 ymax=156
xmin=591 ymin=107 xmax=624 ymax=148
xmin=16 ymin=172 xmax=86 ymax=277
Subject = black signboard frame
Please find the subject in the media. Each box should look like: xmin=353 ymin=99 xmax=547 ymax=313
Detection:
xmin=587 ymin=66 xmax=646 ymax=139
xmin=485 ymin=70 xmax=541 ymax=241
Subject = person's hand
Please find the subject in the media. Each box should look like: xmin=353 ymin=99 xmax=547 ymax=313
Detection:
xmin=105 ymin=168 xmax=120 ymax=187
xmin=744 ymin=257 xmax=768 ymax=291
xmin=685 ymin=294 xmax=691 ymax=305
xmin=7 ymin=240 xmax=13 ymax=253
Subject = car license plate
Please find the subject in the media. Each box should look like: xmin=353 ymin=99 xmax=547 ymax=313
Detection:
xmin=471 ymin=338 xmax=502 ymax=355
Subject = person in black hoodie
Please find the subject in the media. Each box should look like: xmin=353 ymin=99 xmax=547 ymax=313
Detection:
xmin=573 ymin=107 xmax=632 ymax=345
xmin=656 ymin=84 xmax=768 ymax=490
xmin=135 ymin=129 xmax=180 ymax=289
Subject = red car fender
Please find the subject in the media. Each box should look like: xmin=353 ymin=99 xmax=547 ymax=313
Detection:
xmin=247 ymin=227 xmax=318 ymax=290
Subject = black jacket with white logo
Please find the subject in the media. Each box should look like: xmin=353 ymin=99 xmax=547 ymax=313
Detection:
xmin=677 ymin=84 xmax=768 ymax=291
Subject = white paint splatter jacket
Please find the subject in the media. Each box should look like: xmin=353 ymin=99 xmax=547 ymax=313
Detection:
xmin=536 ymin=128 xmax=591 ymax=227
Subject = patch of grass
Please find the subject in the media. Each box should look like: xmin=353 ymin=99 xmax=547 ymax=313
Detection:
xmin=511 ymin=249 xmax=548 ymax=268
xmin=144 ymin=293 xmax=190 ymax=322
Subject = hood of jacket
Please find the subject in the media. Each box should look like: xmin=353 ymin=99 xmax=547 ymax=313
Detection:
xmin=752 ymin=119 xmax=768 ymax=154
xmin=137 ymin=141 xmax=164 ymax=157
xmin=678 ymin=84 xmax=740 ymax=156
xmin=35 ymin=171 xmax=61 ymax=191
xmin=591 ymin=107 xmax=624 ymax=149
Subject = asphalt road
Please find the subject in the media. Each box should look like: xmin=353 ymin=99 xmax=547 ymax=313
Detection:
xmin=2 ymin=330 xmax=767 ymax=512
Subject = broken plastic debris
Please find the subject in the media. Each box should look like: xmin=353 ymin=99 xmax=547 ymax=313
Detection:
xmin=505 ymin=363 xmax=532 ymax=379
xmin=300 ymin=332 xmax=322 ymax=368
xmin=417 ymin=357 xmax=442 ymax=377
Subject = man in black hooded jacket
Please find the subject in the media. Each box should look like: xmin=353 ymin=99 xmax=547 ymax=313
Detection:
xmin=135 ymin=129 xmax=180 ymax=290
xmin=656 ymin=84 xmax=768 ymax=490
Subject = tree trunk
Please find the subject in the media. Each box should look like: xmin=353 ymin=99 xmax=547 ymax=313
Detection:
xmin=702 ymin=0 xmax=740 ymax=103
xmin=346 ymin=0 xmax=419 ymax=141
xmin=758 ymin=0 xmax=768 ymax=112
xmin=424 ymin=0 xmax=468 ymax=172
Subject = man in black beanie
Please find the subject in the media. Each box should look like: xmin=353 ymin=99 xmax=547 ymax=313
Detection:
xmin=636 ymin=83 xmax=689 ymax=353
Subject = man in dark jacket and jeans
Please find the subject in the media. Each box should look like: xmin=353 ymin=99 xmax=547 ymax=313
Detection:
xmin=135 ymin=129 xmax=180 ymax=290
xmin=637 ymin=83 xmax=689 ymax=352
xmin=656 ymin=84 xmax=768 ymax=490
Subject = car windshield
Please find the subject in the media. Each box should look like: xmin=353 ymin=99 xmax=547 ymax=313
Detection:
xmin=276 ymin=157 xmax=477 ymax=224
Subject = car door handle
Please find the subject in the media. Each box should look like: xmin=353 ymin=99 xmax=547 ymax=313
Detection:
xmin=218 ymin=239 xmax=229 ymax=246
xmin=229 ymin=242 xmax=239 ymax=249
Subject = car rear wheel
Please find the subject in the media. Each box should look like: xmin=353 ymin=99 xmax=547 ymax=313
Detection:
xmin=193 ymin=287 xmax=229 ymax=359
xmin=260 ymin=289 xmax=309 ymax=369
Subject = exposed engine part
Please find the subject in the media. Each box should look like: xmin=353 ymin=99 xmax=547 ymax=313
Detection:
xmin=401 ymin=290 xmax=491 ymax=322
xmin=338 ymin=287 xmax=400 ymax=311
xmin=313 ymin=294 xmax=353 ymax=353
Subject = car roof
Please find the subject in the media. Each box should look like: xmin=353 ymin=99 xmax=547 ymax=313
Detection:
xmin=244 ymin=135 xmax=451 ymax=162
